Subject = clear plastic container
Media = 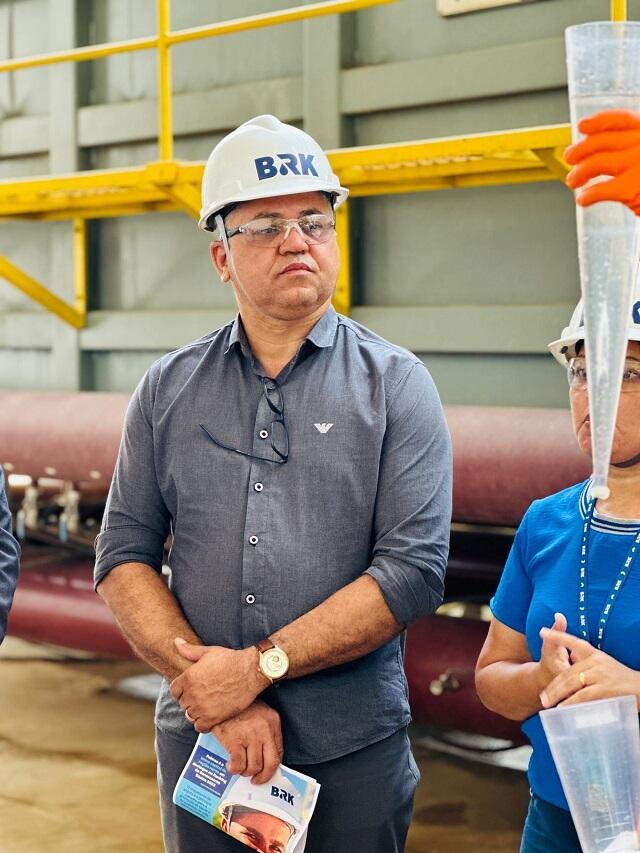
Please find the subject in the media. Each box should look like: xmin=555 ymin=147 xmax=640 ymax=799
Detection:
xmin=565 ymin=22 xmax=640 ymax=499
xmin=541 ymin=696 xmax=640 ymax=852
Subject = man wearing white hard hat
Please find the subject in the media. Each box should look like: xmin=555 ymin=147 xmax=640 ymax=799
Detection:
xmin=215 ymin=769 xmax=304 ymax=852
xmin=95 ymin=115 xmax=452 ymax=852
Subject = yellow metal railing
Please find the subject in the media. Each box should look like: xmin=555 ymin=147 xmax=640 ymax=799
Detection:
xmin=0 ymin=0 xmax=396 ymax=326
xmin=0 ymin=0 xmax=396 ymax=163
xmin=612 ymin=0 xmax=627 ymax=21
xmin=0 ymin=0 xmax=630 ymax=327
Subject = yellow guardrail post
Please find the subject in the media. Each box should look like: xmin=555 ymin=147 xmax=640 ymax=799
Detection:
xmin=73 ymin=219 xmax=87 ymax=320
xmin=157 ymin=0 xmax=173 ymax=160
xmin=333 ymin=202 xmax=351 ymax=316
xmin=612 ymin=0 xmax=627 ymax=20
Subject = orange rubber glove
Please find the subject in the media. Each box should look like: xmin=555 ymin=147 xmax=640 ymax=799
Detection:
xmin=564 ymin=109 xmax=640 ymax=215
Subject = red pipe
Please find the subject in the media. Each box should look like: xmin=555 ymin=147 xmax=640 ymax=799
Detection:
xmin=0 ymin=391 xmax=127 ymax=488
xmin=446 ymin=405 xmax=590 ymax=526
xmin=0 ymin=393 xmax=591 ymax=527
xmin=405 ymin=615 xmax=525 ymax=743
xmin=8 ymin=549 xmax=132 ymax=658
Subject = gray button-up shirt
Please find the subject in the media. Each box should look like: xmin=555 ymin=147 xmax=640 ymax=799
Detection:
xmin=94 ymin=307 xmax=452 ymax=763
xmin=0 ymin=469 xmax=20 ymax=643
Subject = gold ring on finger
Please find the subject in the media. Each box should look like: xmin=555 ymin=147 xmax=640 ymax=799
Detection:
xmin=579 ymin=671 xmax=586 ymax=688
xmin=185 ymin=708 xmax=195 ymax=723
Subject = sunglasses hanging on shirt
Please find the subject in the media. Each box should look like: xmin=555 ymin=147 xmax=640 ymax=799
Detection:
xmin=199 ymin=378 xmax=289 ymax=464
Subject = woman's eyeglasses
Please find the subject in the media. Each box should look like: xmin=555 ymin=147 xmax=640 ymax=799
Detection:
xmin=568 ymin=357 xmax=640 ymax=392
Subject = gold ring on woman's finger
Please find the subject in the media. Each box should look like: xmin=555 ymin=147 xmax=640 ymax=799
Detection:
xmin=185 ymin=708 xmax=195 ymax=723
xmin=578 ymin=671 xmax=586 ymax=688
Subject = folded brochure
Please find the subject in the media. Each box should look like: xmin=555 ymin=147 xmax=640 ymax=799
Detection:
xmin=173 ymin=731 xmax=320 ymax=852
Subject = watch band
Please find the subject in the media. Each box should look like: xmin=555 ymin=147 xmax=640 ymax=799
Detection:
xmin=255 ymin=638 xmax=276 ymax=654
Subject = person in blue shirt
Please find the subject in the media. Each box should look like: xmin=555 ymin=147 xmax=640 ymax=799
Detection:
xmin=475 ymin=294 xmax=640 ymax=853
xmin=0 ymin=467 xmax=20 ymax=643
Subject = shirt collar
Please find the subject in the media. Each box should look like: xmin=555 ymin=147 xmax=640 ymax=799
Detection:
xmin=305 ymin=305 xmax=338 ymax=349
xmin=224 ymin=315 xmax=251 ymax=357
xmin=224 ymin=306 xmax=338 ymax=357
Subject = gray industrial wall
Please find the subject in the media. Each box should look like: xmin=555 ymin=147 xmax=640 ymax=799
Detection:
xmin=0 ymin=0 xmax=621 ymax=405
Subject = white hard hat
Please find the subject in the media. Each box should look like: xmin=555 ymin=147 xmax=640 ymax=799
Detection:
xmin=218 ymin=768 xmax=305 ymax=835
xmin=199 ymin=114 xmax=349 ymax=231
xmin=548 ymin=287 xmax=640 ymax=365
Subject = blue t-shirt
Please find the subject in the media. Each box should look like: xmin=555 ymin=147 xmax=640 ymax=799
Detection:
xmin=490 ymin=479 xmax=640 ymax=810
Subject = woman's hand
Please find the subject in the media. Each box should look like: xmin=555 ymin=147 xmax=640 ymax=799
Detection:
xmin=537 ymin=612 xmax=571 ymax=687
xmin=475 ymin=614 xmax=570 ymax=721
xmin=539 ymin=629 xmax=640 ymax=709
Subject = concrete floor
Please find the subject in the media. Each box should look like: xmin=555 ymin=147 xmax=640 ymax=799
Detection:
xmin=0 ymin=637 xmax=529 ymax=852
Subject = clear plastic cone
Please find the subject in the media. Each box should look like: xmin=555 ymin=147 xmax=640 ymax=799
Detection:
xmin=541 ymin=697 xmax=640 ymax=852
xmin=566 ymin=22 xmax=640 ymax=499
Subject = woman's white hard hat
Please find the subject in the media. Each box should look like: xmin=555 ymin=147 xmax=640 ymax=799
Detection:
xmin=199 ymin=114 xmax=349 ymax=232
xmin=548 ymin=281 xmax=640 ymax=365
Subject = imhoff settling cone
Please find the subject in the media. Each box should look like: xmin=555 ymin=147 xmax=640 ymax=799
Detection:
xmin=565 ymin=21 xmax=640 ymax=499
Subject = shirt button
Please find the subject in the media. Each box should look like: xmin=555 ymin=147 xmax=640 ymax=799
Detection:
xmin=259 ymin=429 xmax=269 ymax=439
xmin=248 ymin=535 xmax=259 ymax=545
xmin=254 ymin=482 xmax=264 ymax=492
xmin=245 ymin=594 xmax=256 ymax=605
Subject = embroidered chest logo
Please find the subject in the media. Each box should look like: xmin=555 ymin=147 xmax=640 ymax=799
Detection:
xmin=314 ymin=423 xmax=333 ymax=434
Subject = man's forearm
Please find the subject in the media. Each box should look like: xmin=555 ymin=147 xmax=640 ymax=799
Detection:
xmin=270 ymin=574 xmax=402 ymax=679
xmin=168 ymin=574 xmax=404 ymax=729
xmin=97 ymin=562 xmax=200 ymax=680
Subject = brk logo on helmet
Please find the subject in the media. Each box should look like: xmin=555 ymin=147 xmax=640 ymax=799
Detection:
xmin=255 ymin=152 xmax=319 ymax=181
xmin=633 ymin=301 xmax=640 ymax=325
xmin=271 ymin=785 xmax=295 ymax=805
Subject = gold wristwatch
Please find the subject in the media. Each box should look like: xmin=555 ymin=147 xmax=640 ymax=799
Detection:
xmin=255 ymin=638 xmax=289 ymax=684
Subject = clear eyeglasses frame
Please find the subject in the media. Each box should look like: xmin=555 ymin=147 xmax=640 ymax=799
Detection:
xmin=225 ymin=214 xmax=335 ymax=248
xmin=567 ymin=356 xmax=640 ymax=392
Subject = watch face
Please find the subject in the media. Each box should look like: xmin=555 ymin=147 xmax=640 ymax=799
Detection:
xmin=261 ymin=648 xmax=289 ymax=680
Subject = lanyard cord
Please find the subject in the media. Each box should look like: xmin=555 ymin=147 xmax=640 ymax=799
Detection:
xmin=578 ymin=497 xmax=640 ymax=649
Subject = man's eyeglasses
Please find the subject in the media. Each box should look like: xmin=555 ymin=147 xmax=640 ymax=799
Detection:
xmin=199 ymin=378 xmax=289 ymax=464
xmin=568 ymin=357 xmax=640 ymax=392
xmin=225 ymin=214 xmax=335 ymax=248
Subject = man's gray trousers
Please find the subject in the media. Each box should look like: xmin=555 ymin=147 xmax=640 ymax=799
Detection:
xmin=156 ymin=726 xmax=419 ymax=852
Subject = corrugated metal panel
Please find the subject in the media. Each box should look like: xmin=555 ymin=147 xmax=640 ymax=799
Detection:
xmin=96 ymin=213 xmax=233 ymax=311
xmin=90 ymin=0 xmax=302 ymax=106
xmin=0 ymin=0 xmax=49 ymax=117
xmin=357 ymin=181 xmax=578 ymax=308
xmin=420 ymin=353 xmax=568 ymax=408
xmin=0 ymin=348 xmax=50 ymax=388
xmin=84 ymin=350 xmax=169 ymax=392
